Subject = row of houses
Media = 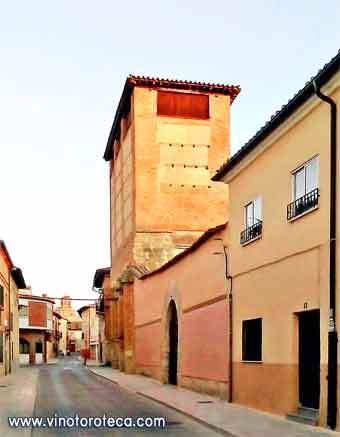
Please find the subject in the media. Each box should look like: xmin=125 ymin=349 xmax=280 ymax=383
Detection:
xmin=0 ymin=242 xmax=87 ymax=373
xmin=90 ymin=50 xmax=340 ymax=430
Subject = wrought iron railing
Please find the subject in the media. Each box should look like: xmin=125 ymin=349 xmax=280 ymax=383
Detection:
xmin=287 ymin=188 xmax=319 ymax=220
xmin=240 ymin=221 xmax=262 ymax=245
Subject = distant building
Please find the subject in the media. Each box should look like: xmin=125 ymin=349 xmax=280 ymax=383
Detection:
xmin=54 ymin=295 xmax=82 ymax=353
xmin=67 ymin=320 xmax=82 ymax=353
xmin=18 ymin=290 xmax=55 ymax=365
xmin=51 ymin=311 xmax=63 ymax=358
xmin=58 ymin=317 xmax=68 ymax=356
xmin=78 ymin=304 xmax=102 ymax=362
xmin=93 ymin=267 xmax=109 ymax=364
xmin=54 ymin=296 xmax=82 ymax=322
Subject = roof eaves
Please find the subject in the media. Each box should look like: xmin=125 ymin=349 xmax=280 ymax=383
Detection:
xmin=11 ymin=267 xmax=26 ymax=289
xmin=93 ymin=267 xmax=110 ymax=288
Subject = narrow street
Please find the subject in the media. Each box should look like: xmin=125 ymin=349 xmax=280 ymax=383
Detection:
xmin=32 ymin=356 xmax=225 ymax=436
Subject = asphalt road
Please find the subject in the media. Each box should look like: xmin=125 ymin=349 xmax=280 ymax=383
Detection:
xmin=32 ymin=355 xmax=223 ymax=436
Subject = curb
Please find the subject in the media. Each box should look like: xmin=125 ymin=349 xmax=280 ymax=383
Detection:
xmin=87 ymin=367 xmax=119 ymax=385
xmin=136 ymin=391 xmax=236 ymax=437
xmin=87 ymin=368 xmax=236 ymax=437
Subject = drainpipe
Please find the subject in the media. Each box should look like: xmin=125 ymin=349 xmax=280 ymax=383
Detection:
xmin=223 ymin=245 xmax=233 ymax=403
xmin=313 ymin=80 xmax=338 ymax=430
xmin=214 ymin=240 xmax=233 ymax=402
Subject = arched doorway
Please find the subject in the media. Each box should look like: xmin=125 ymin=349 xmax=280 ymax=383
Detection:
xmin=168 ymin=300 xmax=178 ymax=385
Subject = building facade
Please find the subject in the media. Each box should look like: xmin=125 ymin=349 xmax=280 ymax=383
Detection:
xmin=0 ymin=241 xmax=26 ymax=376
xmin=18 ymin=291 xmax=55 ymax=365
xmin=67 ymin=321 xmax=82 ymax=353
xmin=133 ymin=224 xmax=228 ymax=398
xmin=93 ymin=267 xmax=110 ymax=365
xmin=103 ymin=76 xmax=240 ymax=370
xmin=58 ymin=317 xmax=68 ymax=356
xmin=213 ymin=51 xmax=340 ymax=428
xmin=78 ymin=304 xmax=102 ymax=361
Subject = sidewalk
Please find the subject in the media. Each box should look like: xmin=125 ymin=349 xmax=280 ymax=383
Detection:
xmin=0 ymin=366 xmax=38 ymax=436
xmin=88 ymin=366 xmax=339 ymax=437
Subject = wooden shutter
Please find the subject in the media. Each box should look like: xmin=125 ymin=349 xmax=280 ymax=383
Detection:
xmin=157 ymin=91 xmax=209 ymax=119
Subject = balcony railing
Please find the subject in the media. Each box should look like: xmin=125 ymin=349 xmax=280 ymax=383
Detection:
xmin=240 ymin=221 xmax=262 ymax=245
xmin=287 ymin=188 xmax=319 ymax=220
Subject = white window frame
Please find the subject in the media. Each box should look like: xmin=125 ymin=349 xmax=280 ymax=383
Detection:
xmin=244 ymin=196 xmax=262 ymax=229
xmin=291 ymin=156 xmax=319 ymax=201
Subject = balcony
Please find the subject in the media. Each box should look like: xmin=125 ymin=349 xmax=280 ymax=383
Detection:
xmin=287 ymin=188 xmax=319 ymax=221
xmin=240 ymin=221 xmax=262 ymax=245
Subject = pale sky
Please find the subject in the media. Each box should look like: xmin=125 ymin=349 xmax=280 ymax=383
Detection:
xmin=0 ymin=1 xmax=339 ymax=308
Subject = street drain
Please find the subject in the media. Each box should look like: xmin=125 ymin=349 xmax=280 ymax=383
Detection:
xmin=166 ymin=421 xmax=182 ymax=426
xmin=0 ymin=385 xmax=8 ymax=388
xmin=197 ymin=400 xmax=214 ymax=404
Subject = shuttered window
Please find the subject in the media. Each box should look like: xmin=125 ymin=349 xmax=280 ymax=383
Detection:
xmin=0 ymin=285 xmax=4 ymax=306
xmin=157 ymin=91 xmax=209 ymax=119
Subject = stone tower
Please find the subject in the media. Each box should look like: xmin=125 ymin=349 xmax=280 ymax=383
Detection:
xmin=103 ymin=76 xmax=240 ymax=369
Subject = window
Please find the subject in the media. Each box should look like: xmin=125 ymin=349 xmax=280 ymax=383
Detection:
xmin=245 ymin=197 xmax=262 ymax=228
xmin=293 ymin=157 xmax=319 ymax=200
xmin=20 ymin=339 xmax=29 ymax=354
xmin=242 ymin=318 xmax=262 ymax=361
xmin=35 ymin=342 xmax=43 ymax=354
xmin=157 ymin=91 xmax=209 ymax=119
xmin=47 ymin=306 xmax=52 ymax=320
xmin=0 ymin=285 xmax=4 ymax=307
xmin=19 ymin=305 xmax=28 ymax=316
xmin=0 ymin=333 xmax=3 ymax=363
xmin=287 ymin=157 xmax=320 ymax=220
xmin=241 ymin=197 xmax=262 ymax=244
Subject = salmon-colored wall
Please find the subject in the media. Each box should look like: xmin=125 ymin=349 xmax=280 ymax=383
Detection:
xmin=181 ymin=300 xmax=228 ymax=381
xmin=134 ymin=226 xmax=228 ymax=389
xmin=135 ymin=322 xmax=161 ymax=367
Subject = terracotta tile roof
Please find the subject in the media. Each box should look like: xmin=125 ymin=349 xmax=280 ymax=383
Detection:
xmin=103 ymin=76 xmax=241 ymax=161
xmin=140 ymin=222 xmax=227 ymax=280
xmin=212 ymin=50 xmax=340 ymax=181
xmin=128 ymin=75 xmax=241 ymax=100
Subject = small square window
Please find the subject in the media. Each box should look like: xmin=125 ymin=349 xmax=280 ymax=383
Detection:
xmin=19 ymin=305 xmax=28 ymax=316
xmin=242 ymin=318 xmax=262 ymax=361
